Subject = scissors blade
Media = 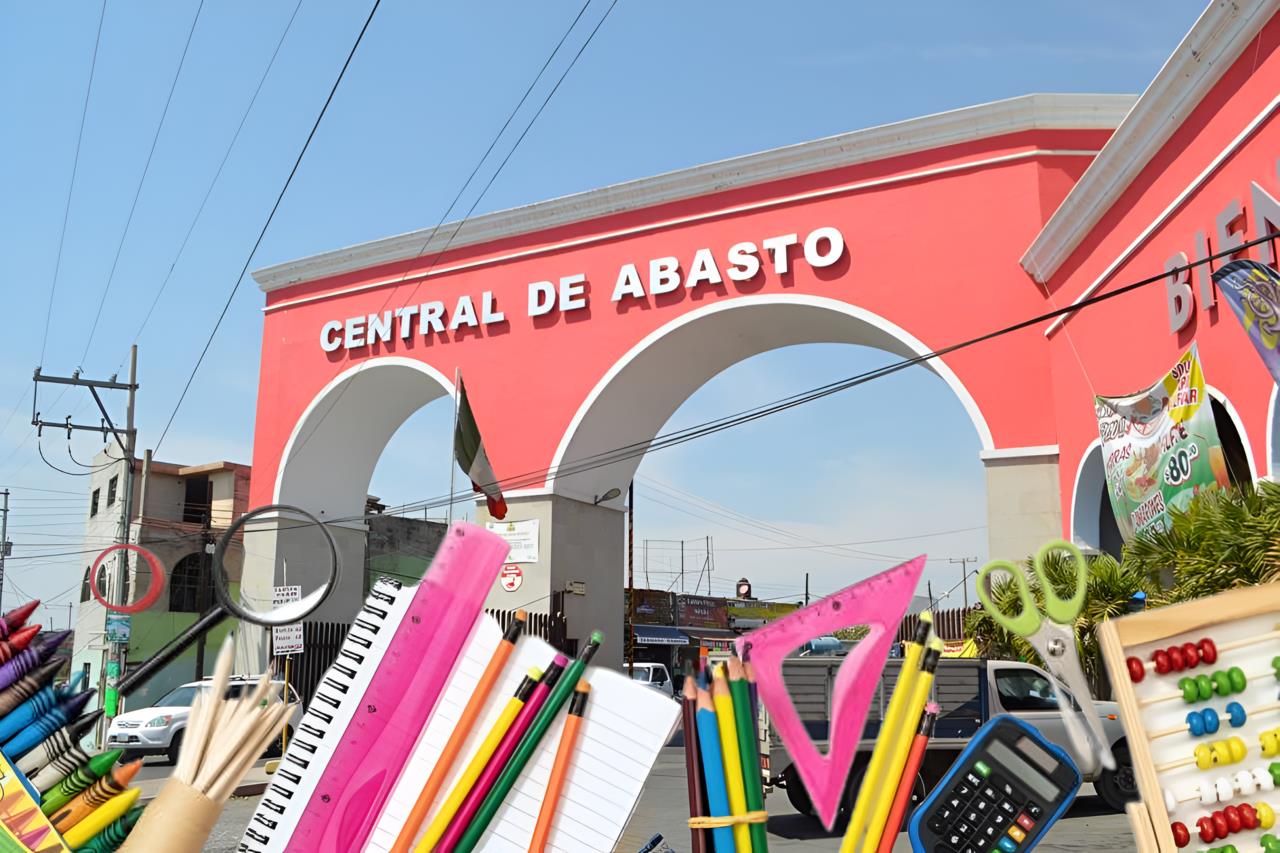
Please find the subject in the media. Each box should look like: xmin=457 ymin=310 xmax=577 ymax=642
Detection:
xmin=1030 ymin=623 xmax=1116 ymax=775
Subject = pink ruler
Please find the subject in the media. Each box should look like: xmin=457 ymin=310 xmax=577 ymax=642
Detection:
xmin=735 ymin=556 xmax=925 ymax=829
xmin=289 ymin=522 xmax=508 ymax=850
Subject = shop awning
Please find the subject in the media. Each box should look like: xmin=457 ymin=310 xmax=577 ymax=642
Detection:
xmin=683 ymin=628 xmax=740 ymax=650
xmin=633 ymin=625 xmax=689 ymax=646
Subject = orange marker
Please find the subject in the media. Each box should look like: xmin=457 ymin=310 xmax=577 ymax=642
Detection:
xmin=390 ymin=611 xmax=527 ymax=853
xmin=527 ymin=679 xmax=590 ymax=853
xmin=48 ymin=759 xmax=140 ymax=832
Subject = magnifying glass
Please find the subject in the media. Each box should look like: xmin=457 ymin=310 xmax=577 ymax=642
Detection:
xmin=110 ymin=503 xmax=339 ymax=697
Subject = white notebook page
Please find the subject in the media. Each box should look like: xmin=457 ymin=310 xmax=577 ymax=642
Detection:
xmin=367 ymin=616 xmax=680 ymax=853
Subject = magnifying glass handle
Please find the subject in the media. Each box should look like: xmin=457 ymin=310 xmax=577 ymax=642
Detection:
xmin=116 ymin=606 xmax=230 ymax=698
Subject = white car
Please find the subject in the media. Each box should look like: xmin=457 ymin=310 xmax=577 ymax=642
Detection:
xmin=629 ymin=663 xmax=676 ymax=700
xmin=106 ymin=676 xmax=302 ymax=764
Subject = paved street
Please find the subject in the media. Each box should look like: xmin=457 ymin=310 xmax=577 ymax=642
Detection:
xmin=201 ymin=748 xmax=1133 ymax=851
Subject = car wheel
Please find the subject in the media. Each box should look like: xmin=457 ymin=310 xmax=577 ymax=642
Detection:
xmin=263 ymin=725 xmax=293 ymax=759
xmin=783 ymin=765 xmax=813 ymax=817
xmin=1095 ymin=745 xmax=1137 ymax=812
xmin=165 ymin=730 xmax=184 ymax=766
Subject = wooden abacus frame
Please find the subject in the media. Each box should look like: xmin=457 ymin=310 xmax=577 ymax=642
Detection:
xmin=1098 ymin=581 xmax=1280 ymax=852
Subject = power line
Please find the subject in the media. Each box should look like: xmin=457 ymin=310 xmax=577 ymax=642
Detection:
xmin=154 ymin=0 xmax=383 ymax=453
xmin=78 ymin=0 xmax=206 ymax=366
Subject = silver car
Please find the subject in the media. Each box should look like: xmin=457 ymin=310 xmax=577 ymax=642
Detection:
xmin=628 ymin=663 xmax=676 ymax=700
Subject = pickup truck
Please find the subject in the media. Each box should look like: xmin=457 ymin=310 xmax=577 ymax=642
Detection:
xmin=765 ymin=657 xmax=1134 ymax=820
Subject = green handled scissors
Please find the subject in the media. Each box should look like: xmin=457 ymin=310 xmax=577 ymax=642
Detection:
xmin=976 ymin=539 xmax=1114 ymax=775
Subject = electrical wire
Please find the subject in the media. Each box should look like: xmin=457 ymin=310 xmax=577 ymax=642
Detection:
xmin=153 ymin=0 xmax=383 ymax=453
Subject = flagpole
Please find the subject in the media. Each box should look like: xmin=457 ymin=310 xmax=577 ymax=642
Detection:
xmin=448 ymin=367 xmax=461 ymax=526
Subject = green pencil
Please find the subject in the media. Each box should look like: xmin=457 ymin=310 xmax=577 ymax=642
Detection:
xmin=729 ymin=656 xmax=769 ymax=852
xmin=453 ymin=631 xmax=603 ymax=853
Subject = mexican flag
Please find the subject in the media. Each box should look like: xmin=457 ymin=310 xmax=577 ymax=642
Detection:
xmin=454 ymin=376 xmax=507 ymax=519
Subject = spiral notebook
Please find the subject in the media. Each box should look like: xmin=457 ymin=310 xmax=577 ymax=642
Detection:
xmin=367 ymin=615 xmax=681 ymax=852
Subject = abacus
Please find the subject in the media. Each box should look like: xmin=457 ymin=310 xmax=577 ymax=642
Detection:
xmin=1098 ymin=582 xmax=1280 ymax=852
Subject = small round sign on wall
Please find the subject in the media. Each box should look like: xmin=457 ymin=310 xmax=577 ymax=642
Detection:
xmin=500 ymin=564 xmax=523 ymax=592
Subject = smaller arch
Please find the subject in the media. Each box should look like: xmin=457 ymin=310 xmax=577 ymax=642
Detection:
xmin=1270 ymin=383 xmax=1280 ymax=479
xmin=169 ymin=553 xmax=215 ymax=613
xmin=1205 ymin=386 xmax=1255 ymax=485
xmin=1068 ymin=440 xmax=1123 ymax=558
xmin=80 ymin=566 xmax=91 ymax=603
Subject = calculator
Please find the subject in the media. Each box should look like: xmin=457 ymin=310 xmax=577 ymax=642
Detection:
xmin=908 ymin=715 xmax=1081 ymax=853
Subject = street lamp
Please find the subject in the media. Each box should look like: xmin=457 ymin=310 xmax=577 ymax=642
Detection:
xmin=593 ymin=487 xmax=622 ymax=505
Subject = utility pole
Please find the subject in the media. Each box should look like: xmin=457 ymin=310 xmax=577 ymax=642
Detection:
xmin=680 ymin=540 xmax=684 ymax=594
xmin=32 ymin=345 xmax=138 ymax=726
xmin=804 ymin=572 xmax=810 ymax=606
xmin=927 ymin=580 xmax=935 ymax=612
xmin=626 ymin=481 xmax=634 ymax=677
xmin=0 ymin=490 xmax=9 ymax=610
xmin=950 ymin=556 xmax=978 ymax=609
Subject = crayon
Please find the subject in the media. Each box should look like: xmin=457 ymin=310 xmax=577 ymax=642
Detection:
xmin=31 ymin=743 xmax=92 ymax=794
xmin=433 ymin=655 xmax=568 ymax=853
xmin=17 ymin=710 xmax=102 ymax=776
xmin=391 ymin=612 xmax=527 ymax=853
xmin=5 ymin=690 xmax=96 ymax=758
xmin=694 ymin=680 xmax=734 ymax=853
xmin=0 ymin=626 xmax=40 ymax=666
xmin=72 ymin=804 xmax=143 ymax=853
xmin=527 ymin=679 xmax=589 ymax=853
xmin=712 ymin=664 xmax=752 ymax=853
xmin=16 ymin=825 xmax=48 ymax=850
xmin=680 ymin=676 xmax=708 ymax=853
xmin=41 ymin=749 xmax=122 ymax=815
xmin=0 ymin=632 xmax=70 ymax=693
xmin=0 ymin=659 xmax=67 ymax=717
xmin=1 ymin=602 xmax=39 ymax=638
xmin=414 ymin=668 xmax=544 ymax=853
xmin=729 ymin=657 xmax=768 ymax=853
xmin=61 ymin=788 xmax=140 ymax=849
xmin=49 ymin=759 xmax=140 ymax=832
xmin=0 ymin=686 xmax=57 ymax=744
xmin=452 ymin=631 xmax=604 ymax=853
xmin=54 ymin=670 xmax=86 ymax=702
xmin=3 ymin=807 xmax=37 ymax=834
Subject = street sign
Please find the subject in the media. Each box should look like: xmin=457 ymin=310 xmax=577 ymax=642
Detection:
xmin=105 ymin=613 xmax=131 ymax=644
xmin=272 ymin=586 xmax=305 ymax=655
xmin=486 ymin=519 xmax=539 ymax=563
xmin=567 ymin=580 xmax=586 ymax=596
xmin=499 ymin=564 xmax=523 ymax=592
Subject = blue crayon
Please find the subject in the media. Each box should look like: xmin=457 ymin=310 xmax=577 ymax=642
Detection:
xmin=0 ymin=686 xmax=56 ymax=743
xmin=54 ymin=670 xmax=85 ymax=702
xmin=3 ymin=690 xmax=95 ymax=759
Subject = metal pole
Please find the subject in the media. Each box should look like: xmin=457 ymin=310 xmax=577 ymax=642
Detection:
xmin=108 ymin=346 xmax=137 ymax=724
xmin=804 ymin=572 xmax=810 ymax=606
xmin=0 ymin=489 xmax=8 ymax=610
xmin=950 ymin=557 xmax=977 ymax=609
xmin=680 ymin=541 xmax=684 ymax=594
xmin=927 ymin=580 xmax=935 ymax=612
xmin=447 ymin=368 xmax=461 ymax=526
xmin=627 ymin=481 xmax=634 ymax=677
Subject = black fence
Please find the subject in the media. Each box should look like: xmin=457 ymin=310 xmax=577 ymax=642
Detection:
xmin=897 ymin=605 xmax=976 ymax=644
xmin=275 ymin=621 xmax=349 ymax=709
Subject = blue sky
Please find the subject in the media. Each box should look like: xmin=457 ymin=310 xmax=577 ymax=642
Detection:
xmin=0 ymin=1 xmax=1207 ymax=621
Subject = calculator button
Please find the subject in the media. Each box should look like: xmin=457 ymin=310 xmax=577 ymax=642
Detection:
xmin=965 ymin=771 xmax=983 ymax=788
xmin=932 ymin=846 xmax=956 ymax=853
xmin=989 ymin=812 xmax=1010 ymax=829
xmin=961 ymin=846 xmax=980 ymax=853
xmin=937 ymin=806 xmax=956 ymax=823
xmin=1016 ymin=813 xmax=1034 ymax=831
xmin=946 ymin=796 xmax=965 ymax=812
xmin=975 ymin=798 xmax=992 ymax=815
xmin=997 ymin=838 xmax=1017 ymax=853
xmin=1007 ymin=825 xmax=1027 ymax=843
xmin=976 ymin=822 xmax=998 ymax=841
xmin=974 ymin=760 xmax=992 ymax=777
xmin=956 ymin=821 xmax=973 ymax=837
xmin=981 ymin=786 xmax=999 ymax=802
xmin=956 ymin=782 xmax=975 ymax=800
xmin=965 ymin=809 xmax=981 ymax=825
xmin=928 ymin=815 xmax=948 ymax=836
xmin=1025 ymin=801 xmax=1043 ymax=819
xmin=946 ymin=830 xmax=965 ymax=847
xmin=993 ymin=775 xmax=1017 ymax=799
xmin=998 ymin=799 xmax=1017 ymax=816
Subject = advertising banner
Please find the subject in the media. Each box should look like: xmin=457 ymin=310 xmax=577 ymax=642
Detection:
xmin=1212 ymin=259 xmax=1280 ymax=384
xmin=1094 ymin=344 xmax=1229 ymax=540
xmin=485 ymin=519 xmax=539 ymax=563
xmin=675 ymin=594 xmax=729 ymax=629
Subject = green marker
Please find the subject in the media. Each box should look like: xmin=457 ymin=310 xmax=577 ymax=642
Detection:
xmin=41 ymin=749 xmax=122 ymax=814
xmin=453 ymin=630 xmax=603 ymax=853
xmin=72 ymin=804 xmax=144 ymax=853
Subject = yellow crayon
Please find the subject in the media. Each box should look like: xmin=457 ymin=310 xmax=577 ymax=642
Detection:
xmin=712 ymin=664 xmax=752 ymax=853
xmin=62 ymin=787 xmax=140 ymax=848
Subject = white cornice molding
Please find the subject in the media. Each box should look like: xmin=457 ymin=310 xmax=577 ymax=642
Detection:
xmin=979 ymin=445 xmax=1061 ymax=462
xmin=254 ymin=93 xmax=1132 ymax=293
xmin=1022 ymin=0 xmax=1280 ymax=284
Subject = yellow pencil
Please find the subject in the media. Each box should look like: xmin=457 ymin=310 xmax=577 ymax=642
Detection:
xmin=62 ymin=787 xmax=140 ymax=848
xmin=413 ymin=667 xmax=542 ymax=853
xmin=841 ymin=613 xmax=932 ymax=850
xmin=861 ymin=637 xmax=944 ymax=853
xmin=712 ymin=664 xmax=752 ymax=853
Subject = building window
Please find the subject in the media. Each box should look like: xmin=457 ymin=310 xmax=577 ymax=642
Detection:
xmin=81 ymin=565 xmax=106 ymax=603
xmin=90 ymin=489 xmax=100 ymax=518
xmin=81 ymin=567 xmax=91 ymax=603
xmin=169 ymin=553 xmax=214 ymax=613
xmin=107 ymin=476 xmax=118 ymax=507
xmin=182 ymin=476 xmax=211 ymax=525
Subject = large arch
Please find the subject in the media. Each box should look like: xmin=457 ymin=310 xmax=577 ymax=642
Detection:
xmin=549 ymin=295 xmax=995 ymax=507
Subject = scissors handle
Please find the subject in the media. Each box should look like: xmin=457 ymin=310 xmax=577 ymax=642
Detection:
xmin=976 ymin=559 xmax=1041 ymax=638
xmin=1033 ymin=540 xmax=1088 ymax=625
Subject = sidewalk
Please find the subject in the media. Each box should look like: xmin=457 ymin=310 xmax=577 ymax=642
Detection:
xmin=136 ymin=763 xmax=273 ymax=802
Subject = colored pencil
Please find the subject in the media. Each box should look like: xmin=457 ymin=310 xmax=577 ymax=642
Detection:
xmin=61 ymin=788 xmax=140 ymax=849
xmin=392 ymin=611 xmax=526 ymax=853
xmin=452 ymin=631 xmax=603 ymax=853
xmin=49 ymin=759 xmax=141 ymax=832
xmin=842 ymin=613 xmax=932 ymax=847
xmin=0 ymin=626 xmax=40 ymax=667
xmin=875 ymin=704 xmax=938 ymax=853
xmin=695 ymin=680 xmax=734 ymax=853
xmin=17 ymin=710 xmax=102 ymax=776
xmin=527 ymin=679 xmax=589 ymax=853
xmin=30 ymin=744 xmax=92 ymax=794
xmin=5 ymin=690 xmax=95 ymax=758
xmin=0 ymin=658 xmax=66 ymax=718
xmin=41 ymin=749 xmax=122 ymax=815
xmin=860 ymin=638 xmax=943 ymax=853
xmin=681 ymin=676 xmax=709 ymax=853
xmin=742 ymin=655 xmax=759 ymax=730
xmin=728 ymin=657 xmax=768 ymax=853
xmin=413 ymin=667 xmax=544 ymax=853
xmin=432 ymin=654 xmax=569 ymax=853
xmin=712 ymin=664 xmax=751 ymax=853
xmin=70 ymin=804 xmax=143 ymax=853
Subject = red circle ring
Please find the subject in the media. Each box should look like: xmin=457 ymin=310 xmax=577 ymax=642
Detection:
xmin=90 ymin=543 xmax=166 ymax=614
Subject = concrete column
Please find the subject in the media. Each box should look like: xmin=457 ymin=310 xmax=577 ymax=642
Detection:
xmin=981 ymin=447 xmax=1063 ymax=563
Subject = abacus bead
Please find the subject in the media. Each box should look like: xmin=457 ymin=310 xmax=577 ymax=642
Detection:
xmin=1164 ymin=788 xmax=1178 ymax=813
xmin=1182 ymin=642 xmax=1201 ymax=668
xmin=1213 ymin=670 xmax=1234 ymax=697
xmin=1217 ymin=776 xmax=1234 ymax=803
xmin=1235 ymin=769 xmax=1257 ymax=796
xmin=1229 ymin=666 xmax=1247 ymax=692
xmin=1270 ymin=761 xmax=1280 ymax=787
xmin=1198 ymin=674 xmax=1215 ymax=701
xmin=1226 ymin=701 xmax=1247 ymax=728
xmin=1198 ymin=816 xmax=1217 ymax=843
xmin=1213 ymin=811 xmax=1229 ymax=838
xmin=1200 ymin=779 xmax=1218 ymax=805
xmin=1128 ymin=656 xmax=1146 ymax=683
xmin=1211 ymin=740 xmax=1232 ymax=767
xmin=1259 ymin=801 xmax=1277 ymax=829
xmin=1188 ymin=710 xmax=1206 ymax=737
xmin=1156 ymin=649 xmax=1173 ymax=674
xmin=1196 ymin=744 xmax=1215 ymax=770
xmin=1224 ymin=805 xmax=1242 ymax=833
xmin=1255 ymin=764 xmax=1276 ymax=791
xmin=1172 ymin=821 xmax=1190 ymax=847
xmin=1181 ymin=677 xmax=1199 ymax=702
xmin=1262 ymin=729 xmax=1280 ymax=759
xmin=1242 ymin=803 xmax=1261 ymax=830
xmin=1273 ymin=655 xmax=1280 ymax=678
xmin=1170 ymin=646 xmax=1187 ymax=671
xmin=1204 ymin=708 xmax=1221 ymax=735
xmin=1199 ymin=638 xmax=1218 ymax=664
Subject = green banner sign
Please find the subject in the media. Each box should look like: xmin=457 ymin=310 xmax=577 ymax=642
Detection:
xmin=1094 ymin=344 xmax=1229 ymax=540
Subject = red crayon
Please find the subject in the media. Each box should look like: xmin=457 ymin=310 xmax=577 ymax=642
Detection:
xmin=0 ymin=626 xmax=41 ymax=666
xmin=3 ymin=601 xmax=39 ymax=635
